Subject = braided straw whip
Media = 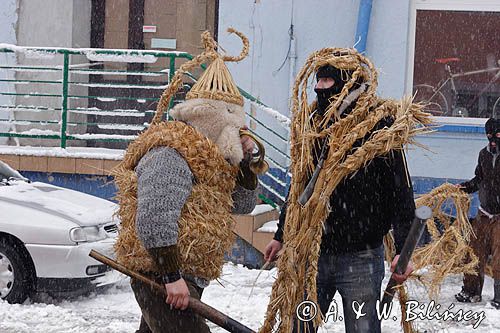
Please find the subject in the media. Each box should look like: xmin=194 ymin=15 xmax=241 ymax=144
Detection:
xmin=151 ymin=28 xmax=249 ymax=125
xmin=259 ymin=48 xmax=431 ymax=333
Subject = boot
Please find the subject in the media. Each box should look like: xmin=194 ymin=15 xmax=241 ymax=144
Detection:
xmin=492 ymin=280 xmax=500 ymax=310
xmin=455 ymin=287 xmax=482 ymax=303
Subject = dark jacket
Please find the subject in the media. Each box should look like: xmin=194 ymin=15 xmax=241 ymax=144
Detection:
xmin=274 ymin=118 xmax=415 ymax=255
xmin=461 ymin=147 xmax=500 ymax=215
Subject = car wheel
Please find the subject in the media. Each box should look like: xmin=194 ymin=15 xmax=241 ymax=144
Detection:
xmin=0 ymin=236 xmax=36 ymax=303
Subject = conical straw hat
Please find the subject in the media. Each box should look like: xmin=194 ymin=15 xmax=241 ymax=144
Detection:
xmin=186 ymin=28 xmax=248 ymax=106
xmin=186 ymin=56 xmax=244 ymax=106
xmin=151 ymin=28 xmax=249 ymax=125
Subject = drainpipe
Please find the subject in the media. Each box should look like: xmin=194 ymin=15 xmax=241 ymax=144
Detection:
xmin=287 ymin=24 xmax=296 ymax=107
xmin=354 ymin=0 xmax=373 ymax=54
xmin=286 ymin=2 xmax=296 ymax=189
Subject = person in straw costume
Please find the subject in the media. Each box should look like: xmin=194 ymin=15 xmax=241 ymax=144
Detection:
xmin=455 ymin=117 xmax=500 ymax=309
xmin=112 ymin=29 xmax=259 ymax=333
xmin=263 ymin=48 xmax=431 ymax=333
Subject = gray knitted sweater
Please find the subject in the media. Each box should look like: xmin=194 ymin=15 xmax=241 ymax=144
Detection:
xmin=135 ymin=146 xmax=258 ymax=260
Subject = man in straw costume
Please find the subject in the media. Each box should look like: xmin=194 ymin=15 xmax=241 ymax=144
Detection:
xmin=455 ymin=117 xmax=500 ymax=309
xmin=263 ymin=48 xmax=430 ymax=333
xmin=112 ymin=29 xmax=259 ymax=333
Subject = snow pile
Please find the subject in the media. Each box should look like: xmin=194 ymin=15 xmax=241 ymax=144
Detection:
xmin=18 ymin=129 xmax=59 ymax=136
xmin=85 ymin=52 xmax=158 ymax=64
xmin=0 ymin=146 xmax=124 ymax=160
xmin=0 ymin=44 xmax=187 ymax=64
xmin=256 ymin=220 xmax=278 ymax=233
xmin=0 ymin=264 xmax=498 ymax=332
xmin=69 ymin=133 xmax=137 ymax=141
xmin=249 ymin=204 xmax=276 ymax=216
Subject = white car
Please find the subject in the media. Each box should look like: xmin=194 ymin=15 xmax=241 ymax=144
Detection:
xmin=0 ymin=161 xmax=121 ymax=303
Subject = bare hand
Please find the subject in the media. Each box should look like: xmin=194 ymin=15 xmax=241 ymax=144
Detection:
xmin=165 ymin=278 xmax=190 ymax=310
xmin=264 ymin=239 xmax=283 ymax=262
xmin=390 ymin=255 xmax=414 ymax=284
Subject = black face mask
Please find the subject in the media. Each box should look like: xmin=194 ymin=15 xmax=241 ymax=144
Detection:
xmin=485 ymin=118 xmax=500 ymax=154
xmin=314 ymin=65 xmax=346 ymax=116
xmin=314 ymin=84 xmax=343 ymax=115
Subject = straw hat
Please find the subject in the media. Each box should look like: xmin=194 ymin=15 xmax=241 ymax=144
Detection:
xmin=186 ymin=57 xmax=244 ymax=106
xmin=186 ymin=28 xmax=248 ymax=105
xmin=152 ymin=28 xmax=249 ymax=125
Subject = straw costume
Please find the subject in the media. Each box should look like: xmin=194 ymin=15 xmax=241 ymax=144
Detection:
xmin=113 ymin=29 xmax=258 ymax=333
xmin=260 ymin=48 xmax=431 ymax=333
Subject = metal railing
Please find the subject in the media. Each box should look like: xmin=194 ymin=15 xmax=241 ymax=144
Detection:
xmin=0 ymin=45 xmax=290 ymax=204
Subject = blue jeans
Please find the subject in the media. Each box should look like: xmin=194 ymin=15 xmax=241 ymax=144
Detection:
xmin=296 ymin=245 xmax=385 ymax=333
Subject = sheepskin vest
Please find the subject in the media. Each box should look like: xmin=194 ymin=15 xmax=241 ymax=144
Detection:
xmin=113 ymin=121 xmax=238 ymax=280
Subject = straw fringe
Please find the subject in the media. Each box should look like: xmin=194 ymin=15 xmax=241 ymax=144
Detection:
xmin=398 ymin=286 xmax=417 ymax=333
xmin=410 ymin=183 xmax=478 ymax=298
xmin=113 ymin=121 xmax=238 ymax=280
xmin=259 ymin=47 xmax=432 ymax=333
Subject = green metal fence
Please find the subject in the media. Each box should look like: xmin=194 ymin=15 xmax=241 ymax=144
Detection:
xmin=0 ymin=45 xmax=290 ymax=204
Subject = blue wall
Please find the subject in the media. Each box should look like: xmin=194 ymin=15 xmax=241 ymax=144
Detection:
xmin=22 ymin=171 xmax=117 ymax=202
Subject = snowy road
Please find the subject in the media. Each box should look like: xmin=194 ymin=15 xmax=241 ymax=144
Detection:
xmin=0 ymin=264 xmax=498 ymax=333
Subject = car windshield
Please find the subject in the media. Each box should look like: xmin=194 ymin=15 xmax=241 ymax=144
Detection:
xmin=0 ymin=160 xmax=28 ymax=182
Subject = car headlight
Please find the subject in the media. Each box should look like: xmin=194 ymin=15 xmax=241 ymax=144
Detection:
xmin=69 ymin=226 xmax=107 ymax=243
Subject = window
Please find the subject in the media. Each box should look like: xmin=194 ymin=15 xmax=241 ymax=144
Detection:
xmin=410 ymin=1 xmax=500 ymax=118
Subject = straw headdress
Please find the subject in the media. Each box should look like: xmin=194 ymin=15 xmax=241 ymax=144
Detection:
xmin=152 ymin=28 xmax=249 ymax=125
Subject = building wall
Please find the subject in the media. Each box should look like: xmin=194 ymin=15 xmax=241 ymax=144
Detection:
xmin=13 ymin=0 xmax=91 ymax=146
xmin=0 ymin=0 xmax=18 ymax=145
xmin=218 ymin=0 xmax=410 ymax=116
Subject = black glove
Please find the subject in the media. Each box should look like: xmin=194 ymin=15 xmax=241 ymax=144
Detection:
xmin=236 ymin=159 xmax=258 ymax=190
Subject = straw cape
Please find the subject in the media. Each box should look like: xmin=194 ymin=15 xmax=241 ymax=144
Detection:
xmin=259 ymin=48 xmax=432 ymax=333
xmin=113 ymin=29 xmax=250 ymax=281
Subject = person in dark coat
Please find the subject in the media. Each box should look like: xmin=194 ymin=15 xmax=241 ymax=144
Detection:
xmin=264 ymin=64 xmax=416 ymax=333
xmin=455 ymin=117 xmax=500 ymax=309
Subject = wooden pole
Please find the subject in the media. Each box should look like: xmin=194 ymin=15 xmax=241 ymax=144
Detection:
xmin=89 ymin=250 xmax=256 ymax=333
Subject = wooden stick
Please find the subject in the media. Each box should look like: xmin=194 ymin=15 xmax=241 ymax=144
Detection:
xmin=89 ymin=250 xmax=256 ymax=333
xmin=381 ymin=206 xmax=432 ymax=306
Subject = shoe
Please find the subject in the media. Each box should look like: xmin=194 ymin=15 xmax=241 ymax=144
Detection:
xmin=491 ymin=300 xmax=500 ymax=309
xmin=455 ymin=289 xmax=482 ymax=303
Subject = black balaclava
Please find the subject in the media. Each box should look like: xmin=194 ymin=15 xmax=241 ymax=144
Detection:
xmin=485 ymin=118 xmax=500 ymax=154
xmin=314 ymin=65 xmax=348 ymax=115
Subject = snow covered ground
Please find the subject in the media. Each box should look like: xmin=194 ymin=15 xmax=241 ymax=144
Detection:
xmin=0 ymin=263 xmax=498 ymax=333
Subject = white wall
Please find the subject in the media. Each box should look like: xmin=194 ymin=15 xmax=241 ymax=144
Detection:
xmin=407 ymin=132 xmax=488 ymax=180
xmin=13 ymin=0 xmax=91 ymax=146
xmin=219 ymin=0 xmax=410 ymax=114
xmin=0 ymin=0 xmax=18 ymax=144
xmin=368 ymin=0 xmax=411 ymax=97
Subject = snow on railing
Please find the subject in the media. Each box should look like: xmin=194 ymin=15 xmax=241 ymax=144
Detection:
xmin=250 ymin=101 xmax=291 ymax=128
xmin=0 ymin=44 xmax=189 ymax=61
